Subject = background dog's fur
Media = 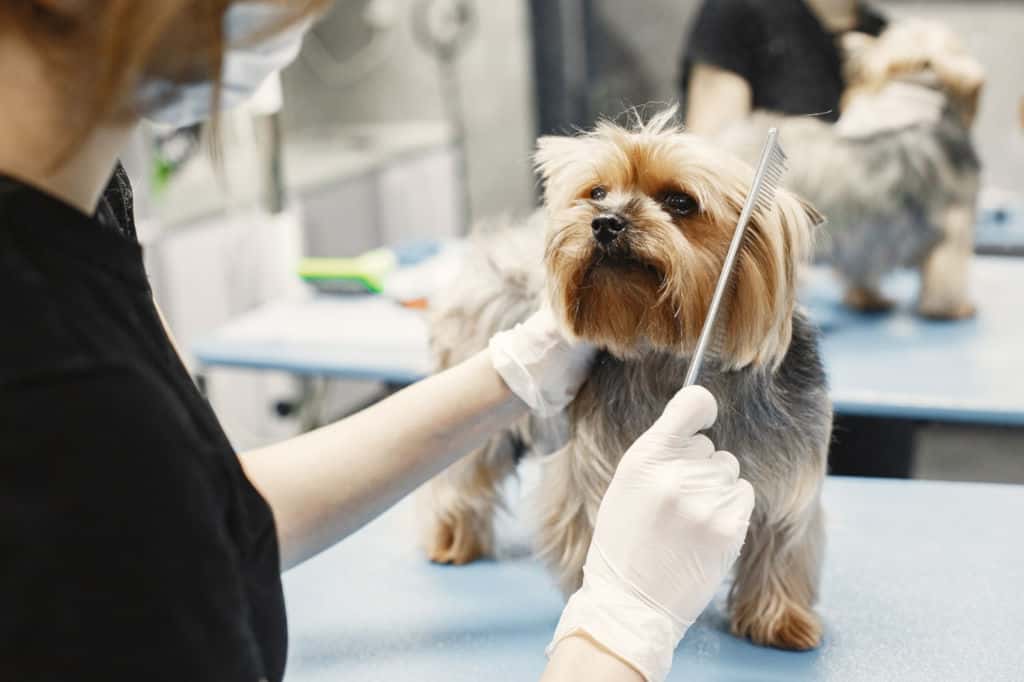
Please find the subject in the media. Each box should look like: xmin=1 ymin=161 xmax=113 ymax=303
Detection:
xmin=424 ymin=110 xmax=832 ymax=650
xmin=719 ymin=20 xmax=984 ymax=318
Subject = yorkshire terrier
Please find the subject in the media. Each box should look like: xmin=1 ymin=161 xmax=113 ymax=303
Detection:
xmin=720 ymin=20 xmax=985 ymax=319
xmin=423 ymin=108 xmax=832 ymax=651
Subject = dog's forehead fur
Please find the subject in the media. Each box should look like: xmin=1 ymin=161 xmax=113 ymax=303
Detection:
xmin=536 ymin=113 xmax=755 ymax=222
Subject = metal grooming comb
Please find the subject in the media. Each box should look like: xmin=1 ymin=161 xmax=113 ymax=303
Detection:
xmin=683 ymin=128 xmax=787 ymax=388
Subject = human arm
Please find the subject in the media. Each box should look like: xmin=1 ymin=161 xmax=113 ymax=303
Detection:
xmin=242 ymin=350 xmax=524 ymax=569
xmin=542 ymin=387 xmax=755 ymax=682
xmin=241 ymin=307 xmax=593 ymax=569
xmin=681 ymin=0 xmax=755 ymax=136
xmin=684 ymin=63 xmax=752 ymax=136
xmin=542 ymin=634 xmax=644 ymax=682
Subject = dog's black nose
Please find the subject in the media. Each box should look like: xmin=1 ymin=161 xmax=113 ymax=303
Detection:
xmin=592 ymin=214 xmax=627 ymax=245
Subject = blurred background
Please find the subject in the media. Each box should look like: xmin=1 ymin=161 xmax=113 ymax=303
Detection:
xmin=127 ymin=0 xmax=1024 ymax=483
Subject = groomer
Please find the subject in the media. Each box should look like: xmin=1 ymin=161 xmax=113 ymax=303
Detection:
xmin=0 ymin=3 xmax=753 ymax=682
xmin=681 ymin=0 xmax=909 ymax=478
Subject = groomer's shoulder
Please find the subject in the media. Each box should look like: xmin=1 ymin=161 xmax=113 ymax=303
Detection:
xmin=0 ymin=365 xmax=265 ymax=681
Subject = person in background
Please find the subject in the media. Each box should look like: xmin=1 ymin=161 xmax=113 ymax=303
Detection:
xmin=682 ymin=0 xmax=887 ymax=136
xmin=0 ymin=2 xmax=753 ymax=681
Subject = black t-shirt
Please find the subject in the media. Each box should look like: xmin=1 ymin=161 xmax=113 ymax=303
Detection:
xmin=680 ymin=0 xmax=887 ymax=121
xmin=0 ymin=168 xmax=287 ymax=681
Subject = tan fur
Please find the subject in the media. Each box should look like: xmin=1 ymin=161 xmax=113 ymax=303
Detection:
xmin=537 ymin=108 xmax=819 ymax=370
xmin=918 ymin=204 xmax=977 ymax=319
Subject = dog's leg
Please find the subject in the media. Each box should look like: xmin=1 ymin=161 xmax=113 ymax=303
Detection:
xmin=535 ymin=443 xmax=603 ymax=595
xmin=729 ymin=477 xmax=825 ymax=651
xmin=423 ymin=435 xmax=518 ymax=565
xmin=917 ymin=203 xmax=976 ymax=319
xmin=842 ymin=283 xmax=895 ymax=312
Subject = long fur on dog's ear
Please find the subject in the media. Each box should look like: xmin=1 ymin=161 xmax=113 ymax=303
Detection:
xmin=534 ymin=135 xmax=599 ymax=210
xmin=725 ymin=189 xmax=821 ymax=370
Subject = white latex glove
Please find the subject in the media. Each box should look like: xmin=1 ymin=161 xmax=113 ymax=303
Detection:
xmin=489 ymin=305 xmax=596 ymax=417
xmin=547 ymin=386 xmax=755 ymax=682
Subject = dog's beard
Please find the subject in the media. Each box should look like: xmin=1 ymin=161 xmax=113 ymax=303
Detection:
xmin=545 ymin=221 xmax=707 ymax=359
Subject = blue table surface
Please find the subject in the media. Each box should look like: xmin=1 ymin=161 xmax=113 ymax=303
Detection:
xmin=194 ymin=256 xmax=1024 ymax=425
xmin=282 ymin=476 xmax=1024 ymax=682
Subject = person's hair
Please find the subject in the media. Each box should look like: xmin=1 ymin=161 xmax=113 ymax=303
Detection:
xmin=1 ymin=1 xmax=329 ymax=162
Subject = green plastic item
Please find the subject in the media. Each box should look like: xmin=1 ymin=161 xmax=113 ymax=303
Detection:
xmin=298 ymin=249 xmax=399 ymax=294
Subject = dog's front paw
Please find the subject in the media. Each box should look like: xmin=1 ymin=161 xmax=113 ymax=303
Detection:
xmin=731 ymin=603 xmax=822 ymax=651
xmin=917 ymin=299 xmax=977 ymax=320
xmin=426 ymin=510 xmax=490 ymax=565
xmin=843 ymin=286 xmax=895 ymax=313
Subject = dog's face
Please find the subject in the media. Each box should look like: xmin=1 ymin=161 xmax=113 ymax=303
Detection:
xmin=537 ymin=110 xmax=820 ymax=370
xmin=841 ymin=21 xmax=985 ymax=127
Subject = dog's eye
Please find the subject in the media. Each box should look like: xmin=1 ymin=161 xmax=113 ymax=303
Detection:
xmin=661 ymin=191 xmax=698 ymax=217
xmin=590 ymin=186 xmax=607 ymax=201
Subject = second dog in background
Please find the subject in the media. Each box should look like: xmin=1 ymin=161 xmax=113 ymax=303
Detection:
xmin=423 ymin=109 xmax=832 ymax=651
xmin=720 ymin=20 xmax=985 ymax=319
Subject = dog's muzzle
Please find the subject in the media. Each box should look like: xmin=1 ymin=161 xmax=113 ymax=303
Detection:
xmin=592 ymin=213 xmax=628 ymax=245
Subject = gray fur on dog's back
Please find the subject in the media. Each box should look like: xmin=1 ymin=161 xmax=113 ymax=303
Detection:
xmin=720 ymin=107 xmax=980 ymax=287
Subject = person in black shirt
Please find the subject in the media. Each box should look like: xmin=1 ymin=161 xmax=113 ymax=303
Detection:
xmin=681 ymin=0 xmax=887 ymax=135
xmin=1 ymin=3 xmax=756 ymax=682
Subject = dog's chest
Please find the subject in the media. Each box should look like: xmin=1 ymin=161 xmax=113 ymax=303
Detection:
xmin=569 ymin=350 xmax=769 ymax=463
xmin=573 ymin=352 xmax=692 ymax=450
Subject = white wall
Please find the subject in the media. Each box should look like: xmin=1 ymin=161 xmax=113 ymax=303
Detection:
xmin=281 ymin=0 xmax=539 ymax=222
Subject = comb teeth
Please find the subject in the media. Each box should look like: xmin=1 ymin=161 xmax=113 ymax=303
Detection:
xmin=682 ymin=127 xmax=789 ymax=388
xmin=754 ymin=137 xmax=788 ymax=215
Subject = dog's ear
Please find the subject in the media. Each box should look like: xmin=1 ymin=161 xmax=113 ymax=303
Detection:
xmin=839 ymin=32 xmax=878 ymax=80
xmin=838 ymin=32 xmax=882 ymax=112
xmin=932 ymin=53 xmax=986 ymax=127
xmin=534 ymin=135 xmax=596 ymax=208
xmin=724 ymin=189 xmax=819 ymax=369
xmin=839 ymin=31 xmax=877 ymax=60
xmin=535 ymin=135 xmax=585 ymax=193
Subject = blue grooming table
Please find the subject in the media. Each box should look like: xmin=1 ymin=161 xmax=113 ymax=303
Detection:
xmin=193 ymin=256 xmax=1024 ymax=426
xmin=282 ymin=476 xmax=1024 ymax=681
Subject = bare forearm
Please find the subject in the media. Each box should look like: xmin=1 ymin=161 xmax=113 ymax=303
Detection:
xmin=542 ymin=635 xmax=644 ymax=682
xmin=241 ymin=350 xmax=526 ymax=569
xmin=684 ymin=63 xmax=752 ymax=137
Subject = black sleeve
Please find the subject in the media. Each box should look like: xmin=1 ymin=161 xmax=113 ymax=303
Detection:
xmin=681 ymin=0 xmax=760 ymax=91
xmin=0 ymin=368 xmax=265 ymax=682
xmin=859 ymin=5 xmax=889 ymax=37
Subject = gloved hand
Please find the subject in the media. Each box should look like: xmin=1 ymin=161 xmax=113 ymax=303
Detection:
xmin=547 ymin=386 xmax=755 ymax=682
xmin=489 ymin=304 xmax=596 ymax=417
